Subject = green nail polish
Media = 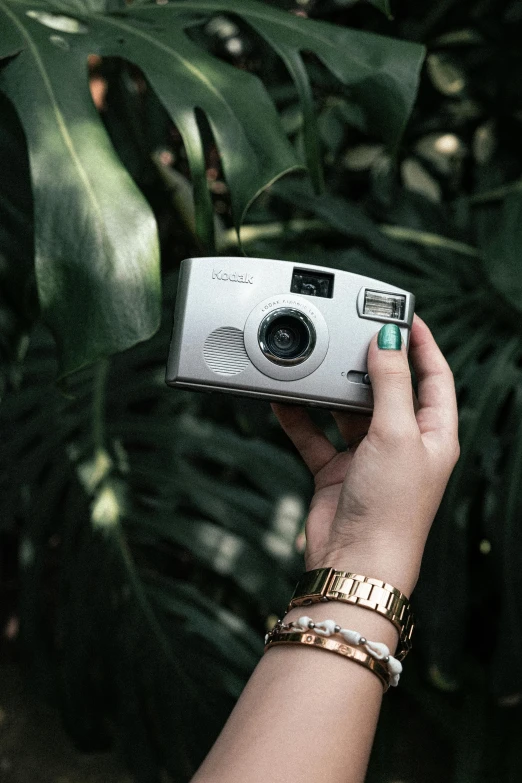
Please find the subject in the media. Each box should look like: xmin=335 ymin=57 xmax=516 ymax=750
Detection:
xmin=378 ymin=323 xmax=402 ymax=350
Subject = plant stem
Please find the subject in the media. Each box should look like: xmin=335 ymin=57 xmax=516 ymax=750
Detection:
xmin=219 ymin=219 xmax=481 ymax=259
xmin=379 ymin=224 xmax=481 ymax=258
xmin=218 ymin=219 xmax=329 ymax=249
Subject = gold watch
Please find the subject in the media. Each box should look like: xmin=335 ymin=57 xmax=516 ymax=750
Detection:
xmin=285 ymin=567 xmax=414 ymax=661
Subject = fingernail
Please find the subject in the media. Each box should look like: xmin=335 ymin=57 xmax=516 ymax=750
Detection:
xmin=377 ymin=323 xmax=402 ymax=350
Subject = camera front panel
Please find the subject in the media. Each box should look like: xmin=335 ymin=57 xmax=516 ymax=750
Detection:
xmin=244 ymin=295 xmax=329 ymax=381
xmin=166 ymin=257 xmax=414 ymax=412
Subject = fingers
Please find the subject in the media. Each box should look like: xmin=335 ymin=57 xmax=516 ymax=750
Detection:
xmin=367 ymin=324 xmax=417 ymax=439
xmin=271 ymin=403 xmax=337 ymax=476
xmin=331 ymin=411 xmax=371 ymax=447
xmin=272 ymin=317 xmax=457 ymax=475
xmin=408 ymin=315 xmax=459 ymax=443
xmin=412 ymin=387 xmax=420 ymax=414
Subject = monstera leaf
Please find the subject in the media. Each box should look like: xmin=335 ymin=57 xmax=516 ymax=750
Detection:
xmin=0 ymin=0 xmax=424 ymax=376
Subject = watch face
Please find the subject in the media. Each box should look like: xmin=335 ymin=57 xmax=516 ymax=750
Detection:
xmin=293 ymin=567 xmax=332 ymax=600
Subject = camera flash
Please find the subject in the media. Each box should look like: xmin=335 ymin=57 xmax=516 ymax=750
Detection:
xmin=363 ymin=290 xmax=406 ymax=320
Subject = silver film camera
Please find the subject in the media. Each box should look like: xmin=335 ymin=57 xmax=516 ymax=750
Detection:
xmin=166 ymin=257 xmax=415 ymax=412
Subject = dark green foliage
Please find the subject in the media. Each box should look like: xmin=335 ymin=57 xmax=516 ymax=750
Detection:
xmin=3 ymin=0 xmax=522 ymax=781
xmin=0 ymin=91 xmax=35 ymax=396
xmin=0 ymin=281 xmax=310 ymax=776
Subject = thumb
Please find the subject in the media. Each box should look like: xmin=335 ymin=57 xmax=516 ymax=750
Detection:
xmin=367 ymin=323 xmax=417 ymax=438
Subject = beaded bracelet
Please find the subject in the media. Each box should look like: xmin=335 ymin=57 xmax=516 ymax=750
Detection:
xmin=265 ymin=616 xmax=402 ymax=687
xmin=264 ymin=630 xmax=391 ymax=691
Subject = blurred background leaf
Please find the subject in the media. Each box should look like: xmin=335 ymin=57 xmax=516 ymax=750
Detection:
xmin=0 ymin=278 xmax=310 ymax=777
xmin=0 ymin=91 xmax=35 ymax=399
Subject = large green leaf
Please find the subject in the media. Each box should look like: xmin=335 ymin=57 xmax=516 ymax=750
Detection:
xmin=0 ymin=2 xmax=161 ymax=377
xmin=0 ymin=0 xmax=424 ymax=375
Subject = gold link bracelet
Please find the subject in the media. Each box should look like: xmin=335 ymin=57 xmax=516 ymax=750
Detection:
xmin=285 ymin=568 xmax=414 ymax=661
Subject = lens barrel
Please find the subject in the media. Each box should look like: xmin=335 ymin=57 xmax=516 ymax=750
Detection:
xmin=258 ymin=308 xmax=316 ymax=365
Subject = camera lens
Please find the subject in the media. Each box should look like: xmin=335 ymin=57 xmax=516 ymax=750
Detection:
xmin=268 ymin=321 xmax=303 ymax=357
xmin=270 ymin=326 xmax=296 ymax=353
xmin=258 ymin=308 xmax=316 ymax=365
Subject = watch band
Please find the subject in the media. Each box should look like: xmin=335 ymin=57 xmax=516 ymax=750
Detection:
xmin=285 ymin=567 xmax=414 ymax=662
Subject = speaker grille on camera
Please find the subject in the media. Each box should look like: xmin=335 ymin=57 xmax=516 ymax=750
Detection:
xmin=203 ymin=327 xmax=250 ymax=376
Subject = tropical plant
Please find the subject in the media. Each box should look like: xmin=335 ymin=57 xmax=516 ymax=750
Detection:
xmin=0 ymin=1 xmax=430 ymax=781
xmin=0 ymin=0 xmax=423 ymax=376
xmin=5 ymin=0 xmax=522 ymax=778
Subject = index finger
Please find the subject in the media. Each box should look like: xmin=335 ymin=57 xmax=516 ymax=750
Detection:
xmin=409 ymin=315 xmax=458 ymax=441
xmin=271 ymin=403 xmax=337 ymax=476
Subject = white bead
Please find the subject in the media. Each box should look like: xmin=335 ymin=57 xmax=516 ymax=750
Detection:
xmin=340 ymin=629 xmax=361 ymax=645
xmin=387 ymin=657 xmax=403 ymax=677
xmin=313 ymin=620 xmax=337 ymax=636
xmin=364 ymin=641 xmax=390 ymax=660
xmin=294 ymin=614 xmax=313 ymax=631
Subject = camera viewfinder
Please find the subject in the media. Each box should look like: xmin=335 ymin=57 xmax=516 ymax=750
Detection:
xmin=291 ymin=269 xmax=334 ymax=298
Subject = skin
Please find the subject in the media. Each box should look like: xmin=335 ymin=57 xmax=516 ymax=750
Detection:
xmin=192 ymin=315 xmax=460 ymax=783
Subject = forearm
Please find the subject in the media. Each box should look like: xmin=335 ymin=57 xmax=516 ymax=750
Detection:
xmin=191 ymin=548 xmax=421 ymax=783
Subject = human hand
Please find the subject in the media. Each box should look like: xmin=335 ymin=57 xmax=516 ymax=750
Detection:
xmin=271 ymin=315 xmax=459 ymax=596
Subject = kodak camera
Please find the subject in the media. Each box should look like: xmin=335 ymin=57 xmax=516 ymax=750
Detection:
xmin=166 ymin=257 xmax=414 ymax=413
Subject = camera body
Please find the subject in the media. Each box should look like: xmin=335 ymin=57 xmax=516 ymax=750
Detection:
xmin=166 ymin=257 xmax=415 ymax=412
